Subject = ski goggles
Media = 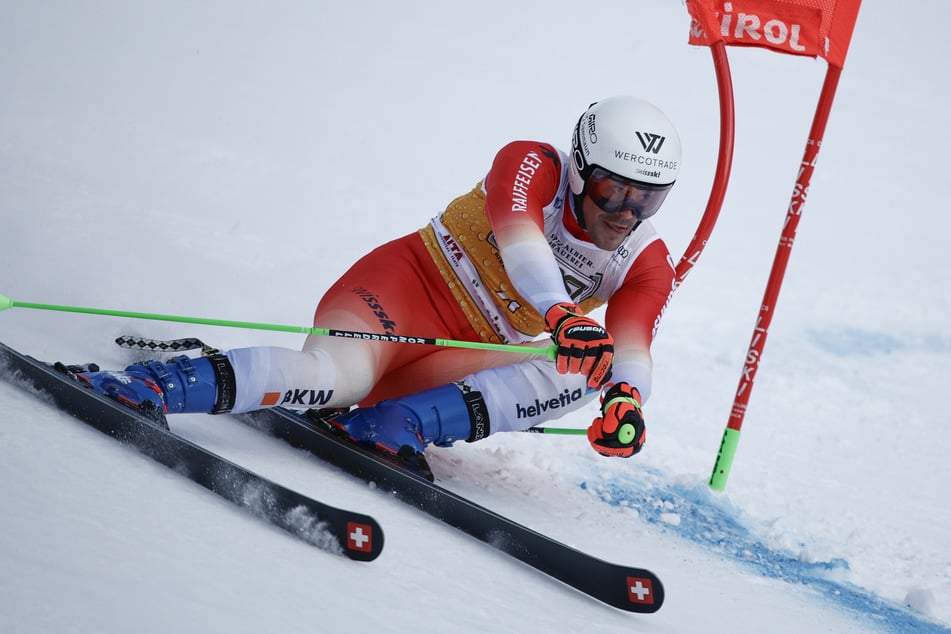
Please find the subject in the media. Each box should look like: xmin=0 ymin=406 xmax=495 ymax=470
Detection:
xmin=585 ymin=167 xmax=673 ymax=220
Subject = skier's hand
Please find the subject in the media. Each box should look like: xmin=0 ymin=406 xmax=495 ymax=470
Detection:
xmin=588 ymin=382 xmax=645 ymax=458
xmin=544 ymin=302 xmax=613 ymax=389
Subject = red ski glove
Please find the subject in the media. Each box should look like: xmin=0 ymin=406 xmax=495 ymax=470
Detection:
xmin=544 ymin=302 xmax=613 ymax=389
xmin=588 ymin=382 xmax=646 ymax=458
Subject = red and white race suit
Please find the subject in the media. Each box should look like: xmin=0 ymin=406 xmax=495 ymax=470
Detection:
xmin=225 ymin=141 xmax=675 ymax=432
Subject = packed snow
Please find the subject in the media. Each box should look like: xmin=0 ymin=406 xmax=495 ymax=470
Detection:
xmin=2 ymin=2 xmax=949 ymax=632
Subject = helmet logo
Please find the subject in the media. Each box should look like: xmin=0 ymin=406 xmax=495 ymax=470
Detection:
xmin=572 ymin=149 xmax=585 ymax=171
xmin=571 ymin=125 xmax=586 ymax=172
xmin=586 ymin=113 xmax=598 ymax=143
xmin=635 ymin=131 xmax=666 ymax=154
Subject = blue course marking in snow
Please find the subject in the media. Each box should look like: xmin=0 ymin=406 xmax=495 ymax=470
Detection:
xmin=581 ymin=468 xmax=951 ymax=634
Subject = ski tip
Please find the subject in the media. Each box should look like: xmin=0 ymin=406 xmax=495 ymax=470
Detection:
xmin=0 ymin=293 xmax=12 ymax=312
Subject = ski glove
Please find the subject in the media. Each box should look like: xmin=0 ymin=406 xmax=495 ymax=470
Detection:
xmin=588 ymin=382 xmax=645 ymax=458
xmin=544 ymin=302 xmax=613 ymax=389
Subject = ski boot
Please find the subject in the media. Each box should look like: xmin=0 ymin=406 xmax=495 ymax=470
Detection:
xmin=67 ymin=354 xmax=236 ymax=418
xmin=327 ymin=382 xmax=490 ymax=479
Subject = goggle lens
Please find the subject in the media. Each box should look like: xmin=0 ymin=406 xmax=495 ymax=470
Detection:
xmin=585 ymin=167 xmax=673 ymax=220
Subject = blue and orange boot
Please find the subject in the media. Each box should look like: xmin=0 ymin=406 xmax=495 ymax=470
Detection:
xmin=69 ymin=354 xmax=236 ymax=423
xmin=327 ymin=382 xmax=490 ymax=480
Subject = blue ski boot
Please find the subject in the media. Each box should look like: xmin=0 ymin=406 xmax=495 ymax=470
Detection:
xmin=328 ymin=382 xmax=490 ymax=479
xmin=74 ymin=354 xmax=236 ymax=416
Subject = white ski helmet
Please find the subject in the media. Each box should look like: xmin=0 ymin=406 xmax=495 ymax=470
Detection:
xmin=568 ymin=96 xmax=682 ymax=204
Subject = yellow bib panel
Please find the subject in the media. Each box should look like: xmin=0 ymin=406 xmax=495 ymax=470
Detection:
xmin=419 ymin=183 xmax=604 ymax=344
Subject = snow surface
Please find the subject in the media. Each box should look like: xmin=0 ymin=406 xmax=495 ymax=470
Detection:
xmin=2 ymin=2 xmax=949 ymax=632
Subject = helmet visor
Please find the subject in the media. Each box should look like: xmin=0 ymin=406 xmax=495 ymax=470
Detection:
xmin=585 ymin=167 xmax=673 ymax=220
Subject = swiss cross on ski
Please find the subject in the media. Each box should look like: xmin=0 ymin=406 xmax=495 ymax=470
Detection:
xmin=627 ymin=576 xmax=655 ymax=605
xmin=347 ymin=522 xmax=374 ymax=553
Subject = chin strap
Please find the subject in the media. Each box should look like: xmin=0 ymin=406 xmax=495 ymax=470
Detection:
xmin=571 ymin=193 xmax=587 ymax=230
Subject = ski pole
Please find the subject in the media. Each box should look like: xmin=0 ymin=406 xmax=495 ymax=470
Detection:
xmin=112 ymin=335 xmax=588 ymax=438
xmin=523 ymin=426 xmax=587 ymax=435
xmin=0 ymin=293 xmax=557 ymax=359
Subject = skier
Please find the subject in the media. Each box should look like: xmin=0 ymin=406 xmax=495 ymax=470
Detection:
xmin=77 ymin=96 xmax=681 ymax=468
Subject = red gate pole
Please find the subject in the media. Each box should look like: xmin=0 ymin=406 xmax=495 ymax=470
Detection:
xmin=709 ymin=63 xmax=843 ymax=491
xmin=675 ymin=41 xmax=735 ymax=286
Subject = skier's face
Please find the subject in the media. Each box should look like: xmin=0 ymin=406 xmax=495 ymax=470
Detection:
xmin=578 ymin=168 xmax=672 ymax=250
xmin=580 ymin=194 xmax=638 ymax=251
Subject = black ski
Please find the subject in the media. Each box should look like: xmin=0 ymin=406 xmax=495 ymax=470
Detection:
xmin=0 ymin=341 xmax=383 ymax=562
xmin=114 ymin=334 xmax=664 ymax=611
xmin=237 ymin=406 xmax=665 ymax=613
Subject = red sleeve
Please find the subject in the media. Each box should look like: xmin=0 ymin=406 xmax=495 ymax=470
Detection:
xmin=481 ymin=141 xmax=574 ymax=313
xmin=604 ymin=239 xmax=676 ymax=399
xmin=483 ymin=141 xmax=563 ymax=235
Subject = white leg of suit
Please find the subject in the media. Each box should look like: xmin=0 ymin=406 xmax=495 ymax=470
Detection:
xmin=460 ymin=359 xmax=596 ymax=433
